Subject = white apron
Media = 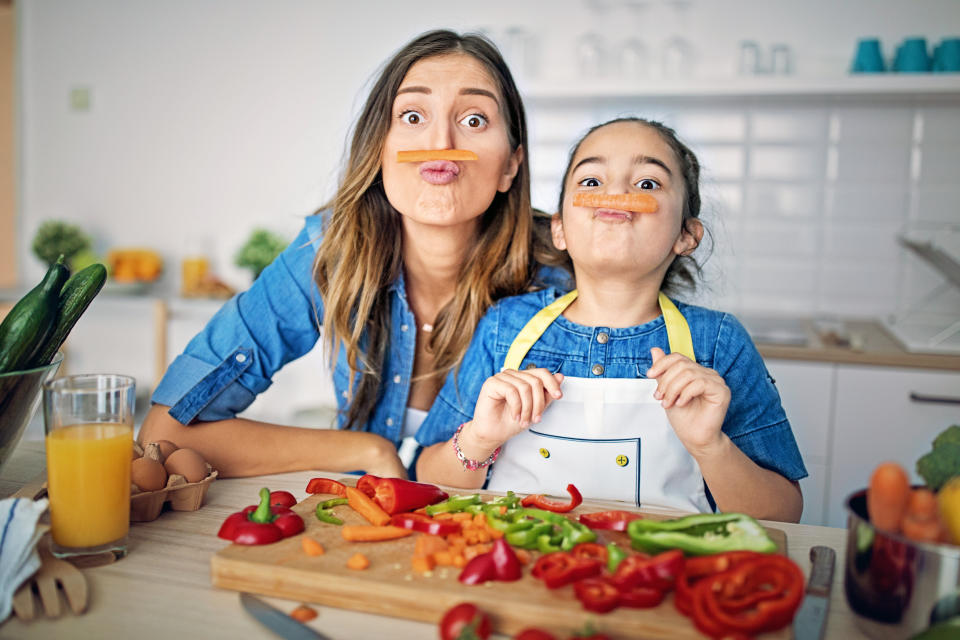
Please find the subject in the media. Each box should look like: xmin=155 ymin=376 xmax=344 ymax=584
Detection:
xmin=487 ymin=290 xmax=711 ymax=513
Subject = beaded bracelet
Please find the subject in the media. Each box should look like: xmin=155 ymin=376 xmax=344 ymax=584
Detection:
xmin=452 ymin=422 xmax=501 ymax=471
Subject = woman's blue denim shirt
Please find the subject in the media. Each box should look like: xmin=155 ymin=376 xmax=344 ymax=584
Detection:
xmin=151 ymin=214 xmax=572 ymax=447
xmin=418 ymin=287 xmax=808 ymax=486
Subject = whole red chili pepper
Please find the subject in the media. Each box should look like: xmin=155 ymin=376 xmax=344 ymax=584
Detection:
xmin=520 ymin=484 xmax=583 ymax=513
xmin=367 ymin=477 xmax=448 ymax=515
xmin=217 ymin=488 xmax=304 ymax=546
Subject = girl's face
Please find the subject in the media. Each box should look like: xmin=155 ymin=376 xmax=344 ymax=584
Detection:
xmin=381 ymin=54 xmax=522 ymax=230
xmin=552 ymin=121 xmax=701 ymax=283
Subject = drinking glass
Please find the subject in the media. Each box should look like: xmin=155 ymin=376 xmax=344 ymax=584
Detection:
xmin=43 ymin=374 xmax=135 ymax=560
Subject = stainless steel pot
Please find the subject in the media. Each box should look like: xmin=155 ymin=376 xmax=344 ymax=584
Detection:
xmin=844 ymin=489 xmax=960 ymax=638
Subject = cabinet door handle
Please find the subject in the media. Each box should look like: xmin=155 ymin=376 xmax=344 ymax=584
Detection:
xmin=909 ymin=392 xmax=960 ymax=405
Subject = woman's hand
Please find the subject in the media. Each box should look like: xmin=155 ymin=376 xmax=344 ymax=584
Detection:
xmin=646 ymin=347 xmax=730 ymax=456
xmin=458 ymin=369 xmax=564 ymax=458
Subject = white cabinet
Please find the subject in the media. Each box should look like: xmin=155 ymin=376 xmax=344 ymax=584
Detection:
xmin=826 ymin=365 xmax=960 ymax=528
xmin=765 ymin=359 xmax=835 ymax=526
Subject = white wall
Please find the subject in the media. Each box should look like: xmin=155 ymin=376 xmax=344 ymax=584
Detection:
xmin=14 ymin=0 xmax=960 ymax=428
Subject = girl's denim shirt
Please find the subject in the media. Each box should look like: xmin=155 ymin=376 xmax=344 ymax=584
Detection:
xmin=150 ymin=214 xmax=572 ymax=448
xmin=417 ymin=287 xmax=808 ymax=485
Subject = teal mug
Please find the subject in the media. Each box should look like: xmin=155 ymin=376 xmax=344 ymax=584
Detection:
xmin=933 ymin=37 xmax=960 ymax=72
xmin=893 ymin=37 xmax=930 ymax=72
xmin=851 ymin=38 xmax=885 ymax=73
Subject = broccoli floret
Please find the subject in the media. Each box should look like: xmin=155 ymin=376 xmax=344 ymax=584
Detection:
xmin=917 ymin=426 xmax=960 ymax=491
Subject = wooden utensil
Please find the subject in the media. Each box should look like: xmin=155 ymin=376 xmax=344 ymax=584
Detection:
xmin=12 ymin=542 xmax=88 ymax=620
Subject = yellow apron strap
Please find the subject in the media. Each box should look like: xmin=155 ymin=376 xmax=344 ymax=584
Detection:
xmin=503 ymin=290 xmax=696 ymax=371
xmin=503 ymin=290 xmax=579 ymax=370
xmin=658 ymin=292 xmax=695 ymax=361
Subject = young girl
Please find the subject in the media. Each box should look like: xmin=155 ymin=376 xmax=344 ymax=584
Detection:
xmin=415 ymin=117 xmax=806 ymax=522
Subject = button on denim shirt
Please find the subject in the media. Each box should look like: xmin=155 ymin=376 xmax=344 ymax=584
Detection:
xmin=418 ymin=287 xmax=808 ymax=485
xmin=151 ymin=214 xmax=573 ymax=447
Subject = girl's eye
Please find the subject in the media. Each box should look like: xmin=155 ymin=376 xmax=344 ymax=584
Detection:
xmin=577 ymin=177 xmax=601 ymax=187
xmin=459 ymin=113 xmax=488 ymax=128
xmin=637 ymin=178 xmax=661 ymax=190
xmin=400 ymin=110 xmax=424 ymax=125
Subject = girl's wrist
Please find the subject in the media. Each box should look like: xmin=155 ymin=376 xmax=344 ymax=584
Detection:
xmin=685 ymin=431 xmax=730 ymax=462
xmin=453 ymin=421 xmax=501 ymax=470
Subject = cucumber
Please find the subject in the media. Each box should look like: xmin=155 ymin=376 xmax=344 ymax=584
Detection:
xmin=32 ymin=263 xmax=108 ymax=367
xmin=0 ymin=256 xmax=70 ymax=374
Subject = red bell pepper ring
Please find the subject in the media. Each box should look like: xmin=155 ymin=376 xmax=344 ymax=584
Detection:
xmin=578 ymin=510 xmax=642 ymax=532
xmin=369 ymin=477 xmax=449 ymax=515
xmin=573 ymin=577 xmax=621 ymax=614
xmin=570 ymin=542 xmax=608 ymax=565
xmin=269 ymin=490 xmax=297 ymax=509
xmin=217 ymin=488 xmax=305 ymax=546
xmin=674 ymin=551 xmax=766 ymax=616
xmin=305 ymin=477 xmax=347 ymax=497
xmin=389 ymin=512 xmax=461 ymax=537
xmin=618 ymin=584 xmax=665 ymax=609
xmin=520 ymin=483 xmax=583 ymax=513
xmin=611 ymin=549 xmax=684 ymax=592
xmin=532 ymin=551 xmax=601 ymax=589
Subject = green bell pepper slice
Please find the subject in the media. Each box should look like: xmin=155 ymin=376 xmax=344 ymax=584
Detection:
xmin=506 ymin=522 xmax=553 ymax=548
xmin=424 ymin=494 xmax=482 ymax=516
xmin=627 ymin=512 xmax=777 ymax=555
xmin=606 ymin=542 xmax=628 ymax=573
xmin=315 ymin=507 xmax=343 ymax=525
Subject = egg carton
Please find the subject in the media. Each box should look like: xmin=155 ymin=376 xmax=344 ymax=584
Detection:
xmin=130 ymin=468 xmax=219 ymax=522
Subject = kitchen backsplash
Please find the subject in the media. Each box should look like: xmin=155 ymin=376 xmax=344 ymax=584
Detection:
xmin=525 ymin=98 xmax=960 ymax=319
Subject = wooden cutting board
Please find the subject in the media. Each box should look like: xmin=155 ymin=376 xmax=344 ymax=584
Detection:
xmin=211 ymin=489 xmax=789 ymax=639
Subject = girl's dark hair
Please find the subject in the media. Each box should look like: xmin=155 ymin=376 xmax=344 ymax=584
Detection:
xmin=556 ymin=117 xmax=709 ymax=295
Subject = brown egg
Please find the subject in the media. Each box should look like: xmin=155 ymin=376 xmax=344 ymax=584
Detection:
xmin=164 ymin=448 xmax=208 ymax=483
xmin=152 ymin=440 xmax=179 ymax=462
xmin=131 ymin=457 xmax=168 ymax=491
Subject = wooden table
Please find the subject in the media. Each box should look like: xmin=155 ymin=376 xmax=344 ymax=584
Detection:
xmin=0 ymin=440 xmax=867 ymax=639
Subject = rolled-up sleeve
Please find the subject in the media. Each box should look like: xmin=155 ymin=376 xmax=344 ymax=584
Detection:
xmin=152 ymin=216 xmax=325 ymax=424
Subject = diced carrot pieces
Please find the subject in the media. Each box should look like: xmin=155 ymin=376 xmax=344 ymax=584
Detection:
xmin=515 ymin=548 xmax=532 ymax=565
xmin=414 ymin=534 xmax=448 ymax=558
xmin=451 ymin=512 xmax=473 ymax=522
xmin=433 ymin=550 xmax=456 ymax=566
xmin=453 ymin=554 xmax=467 ymax=568
xmin=473 ymin=513 xmax=487 ymax=528
xmin=346 ymin=553 xmax=370 ymax=570
xmin=476 ymin=529 xmax=491 ymax=544
xmin=487 ymin=527 xmax=504 ymax=539
xmin=301 ymin=537 xmax=325 ymax=556
xmin=447 ymin=534 xmax=466 ymax=548
xmin=412 ymin=554 xmax=436 ymax=573
xmin=289 ymin=605 xmax=318 ymax=623
xmin=433 ymin=512 xmax=455 ymax=521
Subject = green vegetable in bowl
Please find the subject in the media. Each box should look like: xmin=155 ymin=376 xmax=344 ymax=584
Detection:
xmin=31 ymin=220 xmax=91 ymax=267
xmin=916 ymin=425 xmax=960 ymax=491
xmin=234 ymin=229 xmax=287 ymax=280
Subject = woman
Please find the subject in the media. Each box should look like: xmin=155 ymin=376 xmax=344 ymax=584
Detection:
xmin=138 ymin=30 xmax=570 ymax=478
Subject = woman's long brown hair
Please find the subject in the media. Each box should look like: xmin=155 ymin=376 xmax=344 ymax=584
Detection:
xmin=313 ymin=30 xmax=564 ymax=431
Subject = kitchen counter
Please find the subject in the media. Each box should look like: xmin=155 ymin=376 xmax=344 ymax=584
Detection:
xmin=0 ymin=440 xmax=867 ymax=640
xmin=751 ymin=317 xmax=960 ymax=372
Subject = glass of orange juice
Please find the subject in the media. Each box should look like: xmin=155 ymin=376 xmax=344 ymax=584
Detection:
xmin=43 ymin=374 xmax=135 ymax=560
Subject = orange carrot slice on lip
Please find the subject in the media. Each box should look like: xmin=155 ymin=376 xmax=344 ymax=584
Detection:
xmin=572 ymin=192 xmax=658 ymax=213
xmin=397 ymin=149 xmax=478 ymax=163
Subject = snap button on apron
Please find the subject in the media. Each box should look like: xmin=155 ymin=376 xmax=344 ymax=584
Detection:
xmin=616 ymin=454 xmax=629 ymax=467
xmin=591 ymin=364 xmax=604 ymax=376
xmin=539 ymin=448 xmax=550 ymax=459
xmin=596 ymin=332 xmax=609 ymax=344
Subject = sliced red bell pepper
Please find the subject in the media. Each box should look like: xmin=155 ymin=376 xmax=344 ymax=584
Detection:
xmin=390 ymin=512 xmax=461 ymax=537
xmin=618 ymin=584 xmax=665 ymax=609
xmin=459 ymin=552 xmax=497 ymax=585
xmin=573 ymin=577 xmax=621 ymax=613
xmin=578 ymin=510 xmax=642 ymax=532
xmin=355 ymin=474 xmax=381 ymax=498
xmin=611 ymin=549 xmax=684 ymax=591
xmin=305 ymin=477 xmax=347 ymax=497
xmin=269 ymin=490 xmax=297 ymax=509
xmin=520 ymin=484 xmax=583 ymax=513
xmin=217 ymin=488 xmax=304 ymax=546
xmin=514 ymin=629 xmax=557 ymax=640
xmin=675 ymin=551 xmax=766 ymax=616
xmin=490 ymin=537 xmax=522 ymax=582
xmin=532 ymin=551 xmax=601 ymax=589
xmin=369 ymin=477 xmax=449 ymax=515
xmin=570 ymin=542 xmax=608 ymax=565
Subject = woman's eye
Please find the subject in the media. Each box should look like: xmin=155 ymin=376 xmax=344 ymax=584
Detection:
xmin=577 ymin=177 xmax=601 ymax=187
xmin=400 ymin=110 xmax=424 ymax=125
xmin=637 ymin=178 xmax=661 ymax=190
xmin=459 ymin=113 xmax=488 ymax=128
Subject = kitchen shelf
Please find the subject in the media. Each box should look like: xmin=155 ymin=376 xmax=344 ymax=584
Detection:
xmin=522 ymin=74 xmax=960 ymax=100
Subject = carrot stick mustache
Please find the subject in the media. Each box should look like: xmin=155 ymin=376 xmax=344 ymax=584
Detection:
xmin=572 ymin=192 xmax=658 ymax=213
xmin=397 ymin=149 xmax=478 ymax=163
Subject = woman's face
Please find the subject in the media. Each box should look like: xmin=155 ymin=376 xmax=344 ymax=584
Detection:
xmin=552 ymin=121 xmax=700 ymax=282
xmin=381 ymin=53 xmax=522 ymax=230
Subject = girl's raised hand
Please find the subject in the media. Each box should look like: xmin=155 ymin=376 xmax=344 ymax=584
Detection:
xmin=646 ymin=347 xmax=731 ymax=455
xmin=469 ymin=369 xmax=565 ymax=446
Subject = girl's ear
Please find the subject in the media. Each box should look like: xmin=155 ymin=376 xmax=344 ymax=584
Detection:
xmin=550 ymin=213 xmax=567 ymax=251
xmin=497 ymin=145 xmax=524 ymax=193
xmin=674 ymin=218 xmax=703 ymax=256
